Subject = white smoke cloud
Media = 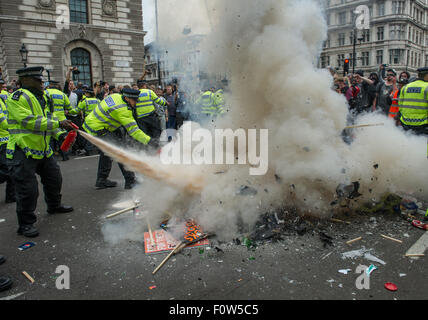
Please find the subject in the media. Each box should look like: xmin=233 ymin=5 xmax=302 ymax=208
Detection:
xmin=100 ymin=0 xmax=428 ymax=243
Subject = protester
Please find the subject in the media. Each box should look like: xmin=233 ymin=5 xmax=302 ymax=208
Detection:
xmin=373 ymin=68 xmax=398 ymax=115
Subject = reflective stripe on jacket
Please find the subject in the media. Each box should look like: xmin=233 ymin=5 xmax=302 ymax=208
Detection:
xmin=6 ymin=88 xmax=64 ymax=159
xmin=83 ymin=93 xmax=151 ymax=145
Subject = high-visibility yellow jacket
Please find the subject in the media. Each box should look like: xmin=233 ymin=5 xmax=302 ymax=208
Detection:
xmin=0 ymin=97 xmax=9 ymax=146
xmin=6 ymin=88 xmax=65 ymax=159
xmin=69 ymin=97 xmax=100 ymax=118
xmin=45 ymin=88 xmax=72 ymax=121
xmin=135 ymin=89 xmax=166 ymax=118
xmin=83 ymin=93 xmax=151 ymax=145
xmin=0 ymin=90 xmax=9 ymax=102
xmin=398 ymin=80 xmax=428 ymax=127
xmin=197 ymin=90 xmax=225 ymax=116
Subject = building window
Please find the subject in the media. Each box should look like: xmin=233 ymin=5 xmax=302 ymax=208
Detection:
xmin=390 ymin=24 xmax=405 ymax=40
xmin=337 ymin=54 xmax=345 ymax=68
xmin=377 ymin=2 xmax=385 ymax=16
xmin=338 ymin=33 xmax=345 ymax=46
xmin=392 ymin=1 xmax=405 ymax=15
xmin=362 ymin=29 xmax=370 ymax=42
xmin=321 ymin=55 xmax=330 ymax=68
xmin=389 ymin=49 xmax=404 ymax=65
xmin=376 ymin=50 xmax=383 ymax=64
xmin=70 ymin=48 xmax=92 ymax=86
xmin=361 ymin=52 xmax=370 ymax=66
xmin=70 ymin=0 xmax=89 ymax=24
xmin=377 ymin=27 xmax=384 ymax=40
xmin=338 ymin=12 xmax=346 ymax=25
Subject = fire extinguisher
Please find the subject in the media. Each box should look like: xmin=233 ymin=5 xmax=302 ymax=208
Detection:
xmin=60 ymin=123 xmax=79 ymax=152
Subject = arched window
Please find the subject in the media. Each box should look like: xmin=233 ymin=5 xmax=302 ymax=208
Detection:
xmin=70 ymin=48 xmax=92 ymax=86
xmin=70 ymin=0 xmax=89 ymax=24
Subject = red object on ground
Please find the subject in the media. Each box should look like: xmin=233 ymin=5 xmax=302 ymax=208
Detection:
xmin=384 ymin=283 xmax=398 ymax=291
xmin=60 ymin=131 xmax=77 ymax=152
xmin=412 ymin=220 xmax=428 ymax=230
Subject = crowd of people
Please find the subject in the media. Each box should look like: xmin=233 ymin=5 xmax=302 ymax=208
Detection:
xmin=0 ymin=64 xmax=229 ymax=292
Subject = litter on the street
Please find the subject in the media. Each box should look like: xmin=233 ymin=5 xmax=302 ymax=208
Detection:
xmin=346 ymin=237 xmax=362 ymax=245
xmin=18 ymin=242 xmax=36 ymax=251
xmin=144 ymin=229 xmax=209 ymax=254
xmin=22 ymin=271 xmax=34 ymax=283
xmin=384 ymin=282 xmax=398 ymax=292
xmin=338 ymin=269 xmax=352 ymax=275
xmin=381 ymin=234 xmax=403 ymax=244
xmin=366 ymin=265 xmax=377 ymax=276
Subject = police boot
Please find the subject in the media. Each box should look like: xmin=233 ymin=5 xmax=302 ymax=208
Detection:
xmin=47 ymin=205 xmax=74 ymax=215
xmin=0 ymin=276 xmax=12 ymax=292
xmin=96 ymin=179 xmax=118 ymax=190
xmin=17 ymin=225 xmax=39 ymax=238
xmin=125 ymin=179 xmax=137 ymax=190
xmin=0 ymin=255 xmax=5 ymax=265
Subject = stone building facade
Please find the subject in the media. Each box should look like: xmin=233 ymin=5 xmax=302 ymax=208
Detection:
xmin=0 ymin=0 xmax=146 ymax=86
xmin=319 ymin=0 xmax=427 ymax=75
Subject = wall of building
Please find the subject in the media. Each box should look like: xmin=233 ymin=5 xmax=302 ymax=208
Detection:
xmin=319 ymin=0 xmax=427 ymax=75
xmin=0 ymin=0 xmax=146 ymax=86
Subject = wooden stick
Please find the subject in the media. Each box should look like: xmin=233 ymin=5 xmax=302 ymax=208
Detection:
xmin=147 ymin=218 xmax=155 ymax=246
xmin=381 ymin=234 xmax=403 ymax=244
xmin=405 ymin=254 xmax=425 ymax=257
xmin=344 ymin=123 xmax=384 ymax=129
xmin=152 ymin=242 xmax=184 ymax=275
xmin=346 ymin=237 xmax=362 ymax=245
xmin=106 ymin=205 xmax=138 ymax=219
xmin=22 ymin=271 xmax=34 ymax=283
xmin=330 ymin=218 xmax=351 ymax=225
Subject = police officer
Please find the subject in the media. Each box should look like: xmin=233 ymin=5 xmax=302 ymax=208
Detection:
xmin=6 ymin=66 xmax=75 ymax=238
xmin=83 ymin=88 xmax=156 ymax=190
xmin=0 ymin=79 xmax=8 ymax=101
xmin=398 ymin=67 xmax=428 ymax=136
xmin=45 ymin=80 xmax=73 ymax=161
xmin=69 ymin=87 xmax=99 ymax=156
xmin=135 ymin=80 xmax=167 ymax=147
xmin=0 ymin=90 xmax=15 ymax=203
xmin=196 ymin=87 xmax=218 ymax=122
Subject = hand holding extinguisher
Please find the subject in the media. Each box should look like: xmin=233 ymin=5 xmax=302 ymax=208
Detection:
xmin=60 ymin=121 xmax=79 ymax=152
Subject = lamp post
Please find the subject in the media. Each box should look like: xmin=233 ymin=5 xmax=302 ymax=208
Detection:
xmin=19 ymin=43 xmax=28 ymax=68
xmin=155 ymin=0 xmax=161 ymax=87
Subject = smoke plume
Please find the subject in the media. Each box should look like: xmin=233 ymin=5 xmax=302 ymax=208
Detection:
xmin=99 ymin=0 xmax=428 ymax=242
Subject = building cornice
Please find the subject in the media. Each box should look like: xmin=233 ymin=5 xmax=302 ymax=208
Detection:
xmin=0 ymin=15 xmax=147 ymax=36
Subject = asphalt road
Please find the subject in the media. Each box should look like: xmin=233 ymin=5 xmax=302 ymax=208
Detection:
xmin=0 ymin=154 xmax=427 ymax=301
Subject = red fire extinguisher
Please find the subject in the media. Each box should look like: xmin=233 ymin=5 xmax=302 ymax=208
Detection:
xmin=60 ymin=123 xmax=79 ymax=152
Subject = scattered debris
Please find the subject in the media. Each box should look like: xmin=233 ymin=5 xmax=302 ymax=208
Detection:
xmin=381 ymin=234 xmax=403 ymax=244
xmin=346 ymin=237 xmax=362 ymax=245
xmin=411 ymin=220 xmax=428 ymax=231
xmin=149 ymin=286 xmax=157 ymax=290
xmin=0 ymin=219 xmax=5 ymax=223
xmin=384 ymin=282 xmax=398 ymax=292
xmin=22 ymin=271 xmax=34 ymax=283
xmin=366 ymin=265 xmax=377 ymax=276
xmin=319 ymin=232 xmax=333 ymax=247
xmin=18 ymin=242 xmax=36 ymax=251
xmin=237 ymin=185 xmax=258 ymax=196
xmin=399 ymin=273 xmax=406 ymax=277
xmin=215 ymin=247 xmax=224 ymax=253
xmin=338 ymin=269 xmax=352 ymax=275
xmin=358 ymin=193 xmax=402 ymax=215
xmin=248 ymin=256 xmax=255 ymax=261
xmin=336 ymin=182 xmax=362 ymax=199
xmin=341 ymin=247 xmax=386 ymax=265
xmin=329 ymin=218 xmax=351 ymax=225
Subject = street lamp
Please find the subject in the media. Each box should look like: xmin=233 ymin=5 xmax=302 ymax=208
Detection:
xmin=19 ymin=43 xmax=28 ymax=68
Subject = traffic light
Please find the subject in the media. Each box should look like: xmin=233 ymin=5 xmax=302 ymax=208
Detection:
xmin=343 ymin=59 xmax=350 ymax=75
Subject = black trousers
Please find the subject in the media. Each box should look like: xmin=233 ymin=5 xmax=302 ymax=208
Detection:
xmin=136 ymin=113 xmax=161 ymax=140
xmin=0 ymin=144 xmax=15 ymax=202
xmin=401 ymin=124 xmax=428 ymax=136
xmin=8 ymin=147 xmax=62 ymax=227
xmin=97 ymin=128 xmax=135 ymax=183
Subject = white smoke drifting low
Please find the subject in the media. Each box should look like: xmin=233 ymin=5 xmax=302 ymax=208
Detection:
xmin=100 ymin=0 xmax=428 ymax=242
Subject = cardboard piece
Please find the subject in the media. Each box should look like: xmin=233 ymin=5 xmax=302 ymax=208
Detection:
xmin=144 ymin=229 xmax=209 ymax=254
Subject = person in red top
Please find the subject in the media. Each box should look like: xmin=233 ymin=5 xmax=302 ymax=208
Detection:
xmin=388 ymin=71 xmax=410 ymax=125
